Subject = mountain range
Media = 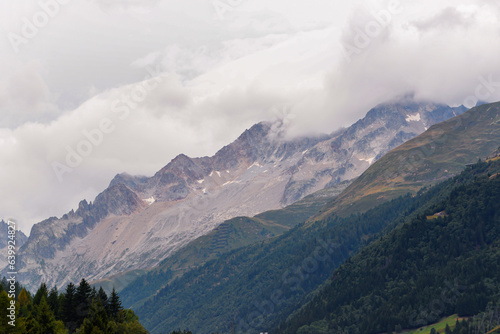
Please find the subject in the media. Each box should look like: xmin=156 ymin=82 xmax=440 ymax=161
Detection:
xmin=3 ymin=99 xmax=465 ymax=292
xmin=2 ymin=99 xmax=500 ymax=334
xmin=121 ymin=101 xmax=500 ymax=333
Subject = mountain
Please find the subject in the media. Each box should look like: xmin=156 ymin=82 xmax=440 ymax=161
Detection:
xmin=115 ymin=181 xmax=350 ymax=308
xmin=317 ymin=101 xmax=500 ymax=218
xmin=6 ymin=99 xmax=464 ymax=291
xmin=132 ymin=178 xmax=430 ymax=333
xmin=125 ymin=101 xmax=499 ymax=334
xmin=277 ymin=158 xmax=500 ymax=334
xmin=133 ymin=157 xmax=500 ymax=334
xmin=0 ymin=220 xmax=28 ymax=269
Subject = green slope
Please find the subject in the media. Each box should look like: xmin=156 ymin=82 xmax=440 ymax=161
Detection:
xmin=317 ymin=102 xmax=500 ymax=218
xmin=278 ymin=159 xmax=500 ymax=334
xmin=403 ymin=315 xmax=464 ymax=334
xmin=118 ymin=181 xmax=350 ymax=309
xmin=135 ymin=184 xmax=438 ymax=333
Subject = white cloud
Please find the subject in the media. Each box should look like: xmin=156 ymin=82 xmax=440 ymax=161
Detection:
xmin=93 ymin=0 xmax=162 ymax=10
xmin=412 ymin=6 xmax=475 ymax=31
xmin=0 ymin=61 xmax=60 ymax=127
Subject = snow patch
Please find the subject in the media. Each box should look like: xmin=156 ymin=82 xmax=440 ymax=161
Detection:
xmin=143 ymin=196 xmax=155 ymax=205
xmin=247 ymin=162 xmax=263 ymax=170
xmin=222 ymin=181 xmax=238 ymax=186
xmin=216 ymin=171 xmax=221 ymax=177
xmin=359 ymin=157 xmax=375 ymax=165
xmin=405 ymin=113 xmax=421 ymax=122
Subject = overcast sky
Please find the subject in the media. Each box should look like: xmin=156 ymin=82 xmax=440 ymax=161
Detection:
xmin=1 ymin=0 xmax=500 ymax=234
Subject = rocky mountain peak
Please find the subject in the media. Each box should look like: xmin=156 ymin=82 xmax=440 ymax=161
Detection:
xmin=76 ymin=199 xmax=91 ymax=217
xmin=109 ymin=173 xmax=149 ymax=192
xmin=237 ymin=122 xmax=272 ymax=143
xmin=158 ymin=154 xmax=204 ymax=179
xmin=93 ymin=183 xmax=147 ymax=217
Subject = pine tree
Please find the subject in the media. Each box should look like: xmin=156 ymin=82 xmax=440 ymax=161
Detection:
xmin=57 ymin=293 xmax=65 ymax=322
xmin=48 ymin=286 xmax=60 ymax=319
xmin=62 ymin=282 xmax=78 ymax=333
xmin=98 ymin=287 xmax=109 ymax=313
xmin=17 ymin=288 xmax=33 ymax=324
xmin=18 ymin=288 xmax=30 ymax=307
xmin=75 ymin=278 xmax=92 ymax=325
xmin=36 ymin=296 xmax=58 ymax=334
xmin=91 ymin=286 xmax=97 ymax=301
xmin=79 ymin=299 xmax=111 ymax=334
xmin=111 ymin=308 xmax=149 ymax=334
xmin=108 ymin=287 xmax=123 ymax=320
xmin=33 ymin=282 xmax=49 ymax=305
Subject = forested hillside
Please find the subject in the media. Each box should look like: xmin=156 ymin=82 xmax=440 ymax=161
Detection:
xmin=277 ymin=159 xmax=500 ymax=334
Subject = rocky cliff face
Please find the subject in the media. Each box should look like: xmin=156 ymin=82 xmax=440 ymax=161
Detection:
xmin=0 ymin=220 xmax=28 ymax=269
xmin=279 ymin=101 xmax=465 ymax=204
xmin=6 ymin=99 xmax=466 ymax=291
xmin=13 ymin=184 xmax=147 ymax=285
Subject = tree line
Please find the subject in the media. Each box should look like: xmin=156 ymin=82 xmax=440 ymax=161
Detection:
xmin=0 ymin=277 xmax=148 ymax=333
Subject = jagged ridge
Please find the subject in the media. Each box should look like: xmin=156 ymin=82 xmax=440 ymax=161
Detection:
xmin=6 ymin=99 xmax=466 ymax=291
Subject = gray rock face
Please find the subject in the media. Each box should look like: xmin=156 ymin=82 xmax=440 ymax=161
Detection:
xmin=279 ymin=101 xmax=465 ymax=203
xmin=6 ymin=99 xmax=466 ymax=291
xmin=8 ymin=184 xmax=147 ymax=285
xmin=0 ymin=220 xmax=27 ymax=249
xmin=0 ymin=220 xmax=28 ymax=269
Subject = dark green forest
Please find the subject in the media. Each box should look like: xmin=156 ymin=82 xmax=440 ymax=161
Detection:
xmin=0 ymin=278 xmax=147 ymax=333
xmin=277 ymin=160 xmax=500 ymax=333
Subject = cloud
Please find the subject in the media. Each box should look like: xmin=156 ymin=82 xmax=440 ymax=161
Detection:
xmin=314 ymin=0 xmax=500 ymax=124
xmin=94 ymin=0 xmax=161 ymax=10
xmin=412 ymin=7 xmax=475 ymax=31
xmin=1 ymin=0 xmax=500 ymax=234
xmin=0 ymin=61 xmax=60 ymax=128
